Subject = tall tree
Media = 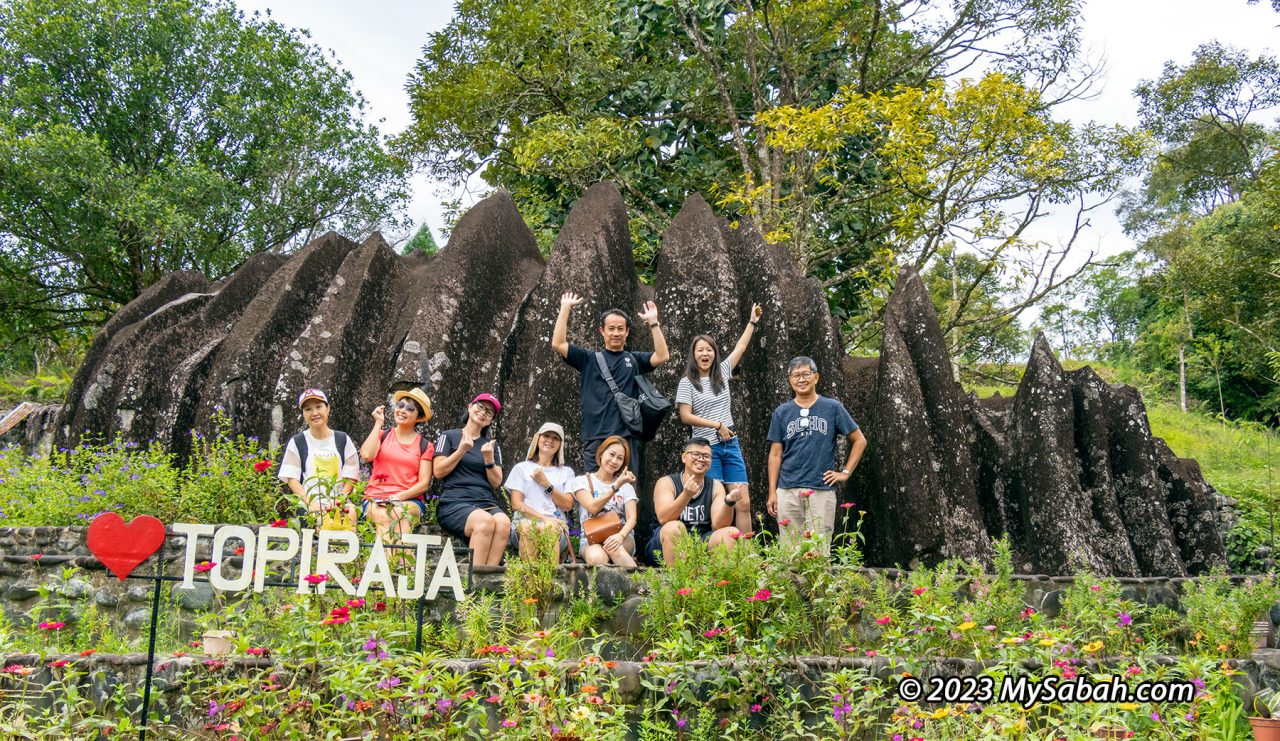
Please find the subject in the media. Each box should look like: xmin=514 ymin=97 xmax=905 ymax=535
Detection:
xmin=400 ymin=0 xmax=1117 ymax=353
xmin=0 ymin=0 xmax=409 ymax=345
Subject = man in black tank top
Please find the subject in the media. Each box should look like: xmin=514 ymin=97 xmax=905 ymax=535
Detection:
xmin=647 ymin=438 xmax=741 ymax=566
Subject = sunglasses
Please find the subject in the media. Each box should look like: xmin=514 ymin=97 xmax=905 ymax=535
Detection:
xmin=395 ymin=400 xmax=420 ymax=412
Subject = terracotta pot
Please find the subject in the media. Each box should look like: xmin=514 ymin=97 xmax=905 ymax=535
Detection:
xmin=1252 ymin=716 xmax=1280 ymax=741
xmin=202 ymin=629 xmax=235 ymax=656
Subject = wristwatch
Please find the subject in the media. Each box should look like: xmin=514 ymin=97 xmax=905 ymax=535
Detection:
xmin=543 ymin=484 xmax=554 ymax=495
xmin=484 ymin=462 xmax=496 ymax=469
xmin=648 ymin=321 xmax=660 ymax=328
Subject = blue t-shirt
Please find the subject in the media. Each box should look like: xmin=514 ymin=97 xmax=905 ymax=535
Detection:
xmin=564 ymin=344 xmax=655 ymax=441
xmin=766 ymin=396 xmax=858 ymax=490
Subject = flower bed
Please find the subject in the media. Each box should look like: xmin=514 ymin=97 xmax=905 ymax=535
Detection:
xmin=1 ymin=522 xmax=1277 ymax=738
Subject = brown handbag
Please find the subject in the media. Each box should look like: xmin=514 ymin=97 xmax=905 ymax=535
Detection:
xmin=581 ymin=474 xmax=624 ymax=545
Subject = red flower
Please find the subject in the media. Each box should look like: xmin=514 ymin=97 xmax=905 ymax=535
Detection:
xmin=799 ymin=490 xmax=813 ymax=498
xmin=233 ymin=546 xmax=245 ymax=555
xmin=746 ymin=588 xmax=772 ymax=602
xmin=48 ymin=659 xmax=69 ymax=667
xmin=194 ymin=561 xmax=217 ymax=573
xmin=246 ymin=647 xmax=268 ymax=656
xmin=79 ymin=649 xmax=96 ymax=657
xmin=676 ymin=588 xmax=693 ymax=596
xmin=840 ymin=502 xmax=855 ymax=509
xmin=270 ymin=519 xmax=289 ymax=528
xmin=373 ymin=473 xmax=389 ymax=483
xmin=374 ymin=601 xmax=387 ymax=612
xmin=778 ymin=519 xmax=792 ymax=526
xmin=30 ymin=553 xmax=42 ymax=560
xmin=716 ymin=580 xmax=731 ymax=587
xmin=253 ymin=460 xmax=273 ymax=474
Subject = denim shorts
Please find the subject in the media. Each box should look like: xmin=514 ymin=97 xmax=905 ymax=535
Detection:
xmin=709 ymin=435 xmax=748 ymax=485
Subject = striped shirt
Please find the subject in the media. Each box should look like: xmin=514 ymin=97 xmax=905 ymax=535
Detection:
xmin=675 ymin=360 xmax=735 ymax=442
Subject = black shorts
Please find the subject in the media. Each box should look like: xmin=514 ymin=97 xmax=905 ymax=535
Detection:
xmin=436 ymin=501 xmax=504 ymax=540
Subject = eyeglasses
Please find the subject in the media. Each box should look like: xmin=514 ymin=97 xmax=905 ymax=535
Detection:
xmin=789 ymin=371 xmax=815 ymax=381
xmin=472 ymin=404 xmax=495 ymax=417
xmin=684 ymin=451 xmax=711 ymax=461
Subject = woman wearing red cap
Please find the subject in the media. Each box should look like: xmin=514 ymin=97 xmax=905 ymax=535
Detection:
xmin=433 ymin=394 xmax=508 ymax=566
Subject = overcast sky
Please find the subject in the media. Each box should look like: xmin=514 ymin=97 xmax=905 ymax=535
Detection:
xmin=232 ymin=0 xmax=1279 ymax=254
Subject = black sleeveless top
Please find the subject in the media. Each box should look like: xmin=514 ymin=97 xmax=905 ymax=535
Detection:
xmin=668 ymin=474 xmax=715 ymax=535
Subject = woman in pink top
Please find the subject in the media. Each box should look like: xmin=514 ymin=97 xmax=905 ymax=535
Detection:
xmin=360 ymin=387 xmax=435 ymax=542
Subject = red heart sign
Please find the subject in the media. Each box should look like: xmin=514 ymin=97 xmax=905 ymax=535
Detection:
xmin=86 ymin=513 xmax=166 ymax=581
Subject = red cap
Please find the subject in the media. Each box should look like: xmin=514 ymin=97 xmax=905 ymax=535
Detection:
xmin=471 ymin=393 xmax=502 ymax=414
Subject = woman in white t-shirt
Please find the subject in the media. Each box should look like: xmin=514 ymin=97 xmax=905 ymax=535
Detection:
xmin=506 ymin=422 xmax=577 ymax=560
xmin=277 ymin=388 xmax=360 ymax=524
xmin=676 ymin=303 xmax=762 ymax=532
xmin=572 ymin=435 xmax=638 ymax=567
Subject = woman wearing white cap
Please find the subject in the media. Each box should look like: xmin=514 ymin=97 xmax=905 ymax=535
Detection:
xmin=433 ymin=393 xmax=508 ymax=566
xmin=360 ymin=387 xmax=435 ymax=542
xmin=506 ymin=422 xmax=576 ymax=561
xmin=278 ymin=388 xmax=360 ymax=524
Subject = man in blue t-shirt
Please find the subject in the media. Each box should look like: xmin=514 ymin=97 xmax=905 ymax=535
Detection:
xmin=766 ymin=356 xmax=867 ymax=554
xmin=551 ymin=291 xmax=670 ymax=474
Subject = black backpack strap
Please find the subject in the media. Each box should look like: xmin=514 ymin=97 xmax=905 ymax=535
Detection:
xmin=334 ymin=431 xmax=349 ymax=466
xmin=419 ymin=434 xmax=430 ymax=456
xmin=291 ymin=432 xmax=309 ymax=478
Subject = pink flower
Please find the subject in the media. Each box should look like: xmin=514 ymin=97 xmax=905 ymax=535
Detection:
xmin=304 ymin=574 xmax=329 ymax=585
xmin=270 ymin=519 xmax=289 ymax=528
xmin=875 ymin=616 xmax=892 ymax=626
xmin=246 ymin=648 xmax=268 ymax=656
xmin=840 ymin=502 xmax=855 ymax=509
xmin=911 ymin=587 xmax=927 ymax=595
xmin=865 ymin=650 xmax=878 ymax=657
xmin=799 ymin=490 xmax=813 ymax=498
xmin=30 ymin=553 xmax=42 ymax=560
xmin=501 ymin=719 xmax=517 ymax=727
xmin=38 ymin=621 xmax=65 ymax=630
xmin=677 ymin=588 xmax=694 ymax=596
xmin=704 ymin=629 xmax=722 ymax=638
xmin=347 ymin=599 xmax=366 ymax=609
xmin=194 ymin=561 xmax=217 ymax=573
xmin=48 ymin=659 xmax=69 ymax=667
xmin=750 ymin=703 xmax=762 ymax=712
xmin=746 ymin=588 xmax=772 ymax=602
xmin=778 ymin=519 xmax=792 ymax=526
xmin=1089 ymin=585 xmax=1102 ymax=591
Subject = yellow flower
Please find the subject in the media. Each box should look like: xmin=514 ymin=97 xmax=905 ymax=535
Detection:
xmin=958 ymin=621 xmax=976 ymax=631
xmin=931 ymin=707 xmax=952 ymax=719
xmin=1002 ymin=637 xmax=1023 ymax=644
xmin=572 ymin=706 xmax=591 ymax=721
xmin=1118 ymin=702 xmax=1138 ymax=711
xmin=1038 ymin=638 xmax=1056 ymax=646
xmin=523 ymin=598 xmax=538 ymax=605
xmin=1217 ymin=643 xmax=1230 ymax=652
xmin=1082 ymin=641 xmax=1104 ymax=653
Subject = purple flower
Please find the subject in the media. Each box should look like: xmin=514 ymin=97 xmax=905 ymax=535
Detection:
xmin=377 ymin=675 xmax=401 ymax=690
xmin=437 ymin=698 xmax=453 ymax=710
xmin=1117 ymin=612 xmax=1132 ymax=627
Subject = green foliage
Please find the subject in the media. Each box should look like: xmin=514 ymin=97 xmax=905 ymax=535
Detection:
xmin=402 ymin=222 xmax=440 ymax=257
xmin=401 ymin=0 xmax=1105 ymax=351
xmin=0 ymin=411 xmax=281 ymax=525
xmin=0 ymin=0 xmax=409 ymax=346
xmin=1182 ymin=570 xmax=1279 ymax=657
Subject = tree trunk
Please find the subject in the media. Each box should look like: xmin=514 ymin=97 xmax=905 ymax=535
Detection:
xmin=1178 ymin=344 xmax=1187 ymax=413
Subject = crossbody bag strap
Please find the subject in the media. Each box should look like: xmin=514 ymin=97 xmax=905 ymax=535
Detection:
xmin=594 ymin=352 xmax=623 ymax=395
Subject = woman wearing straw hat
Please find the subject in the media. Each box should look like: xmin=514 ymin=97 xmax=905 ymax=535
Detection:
xmin=360 ymin=387 xmax=435 ymax=542
xmin=433 ymin=393 xmax=508 ymax=566
xmin=506 ymin=422 xmax=576 ymax=561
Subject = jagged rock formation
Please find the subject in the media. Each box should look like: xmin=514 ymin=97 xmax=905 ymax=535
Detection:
xmin=17 ymin=184 xmax=1226 ymax=576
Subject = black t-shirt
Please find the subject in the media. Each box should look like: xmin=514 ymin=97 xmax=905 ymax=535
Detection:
xmin=564 ymin=344 xmax=655 ymax=441
xmin=435 ymin=429 xmax=503 ymax=507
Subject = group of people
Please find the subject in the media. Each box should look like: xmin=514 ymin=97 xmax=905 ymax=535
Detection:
xmin=277 ymin=293 xmax=868 ymax=567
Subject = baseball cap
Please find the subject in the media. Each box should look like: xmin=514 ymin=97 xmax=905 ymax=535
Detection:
xmin=471 ymin=393 xmax=502 ymax=414
xmin=298 ymin=388 xmax=329 ymax=407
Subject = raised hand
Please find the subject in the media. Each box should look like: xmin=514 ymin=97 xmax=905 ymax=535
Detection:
xmin=615 ymin=469 xmax=637 ymax=488
xmin=560 ymin=292 xmax=584 ymax=311
xmin=530 ymin=466 xmax=549 ymax=487
xmin=371 ymin=405 xmax=385 ymax=425
xmin=480 ymin=440 xmax=496 ymax=460
xmin=459 ymin=429 xmax=477 ymax=450
xmin=637 ymin=300 xmax=659 ymax=325
xmin=750 ymin=303 xmax=763 ymax=322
